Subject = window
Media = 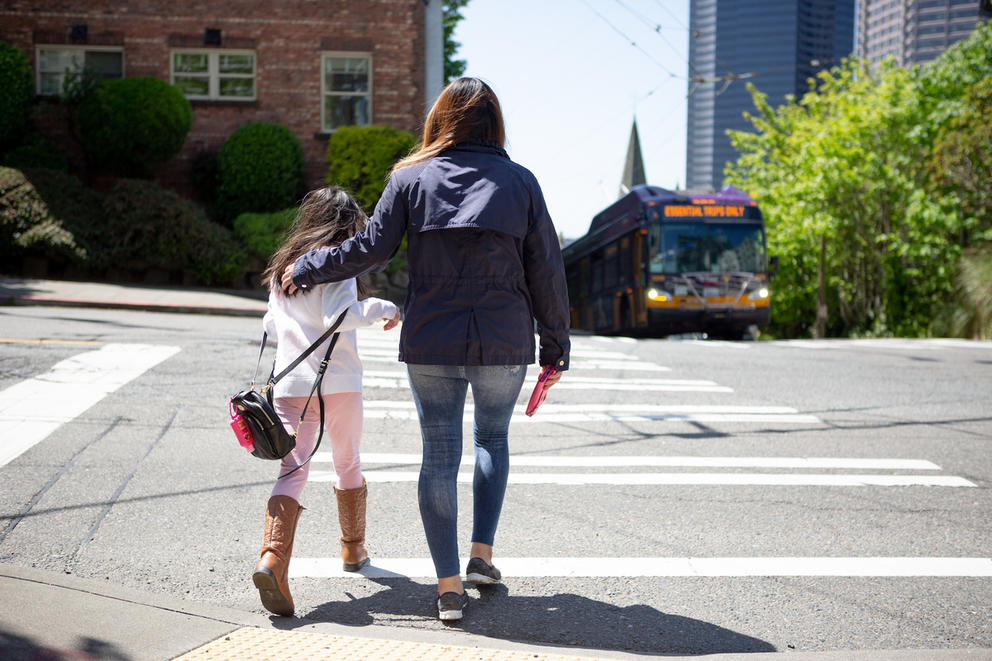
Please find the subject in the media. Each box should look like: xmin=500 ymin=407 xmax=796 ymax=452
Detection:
xmin=171 ymin=50 xmax=255 ymax=101
xmin=321 ymin=53 xmax=371 ymax=132
xmin=36 ymin=46 xmax=123 ymax=96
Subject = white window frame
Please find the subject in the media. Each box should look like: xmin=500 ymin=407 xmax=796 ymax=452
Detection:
xmin=35 ymin=45 xmax=124 ymax=96
xmin=170 ymin=48 xmax=257 ymax=101
xmin=320 ymin=52 xmax=373 ymax=133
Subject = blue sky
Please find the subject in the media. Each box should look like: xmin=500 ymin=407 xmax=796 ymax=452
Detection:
xmin=454 ymin=0 xmax=692 ymax=240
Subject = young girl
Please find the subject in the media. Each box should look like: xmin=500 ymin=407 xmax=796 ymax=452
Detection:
xmin=252 ymin=186 xmax=400 ymax=617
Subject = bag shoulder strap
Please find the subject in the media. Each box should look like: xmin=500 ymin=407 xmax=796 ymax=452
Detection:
xmin=270 ymin=309 xmax=349 ymax=384
xmin=276 ymin=331 xmax=342 ymax=480
xmin=250 ymin=310 xmax=348 ymax=387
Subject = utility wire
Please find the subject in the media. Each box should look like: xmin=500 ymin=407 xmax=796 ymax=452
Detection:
xmin=611 ymin=0 xmax=700 ymax=77
xmin=653 ymin=0 xmax=690 ymax=30
xmin=577 ymin=0 xmax=683 ymax=79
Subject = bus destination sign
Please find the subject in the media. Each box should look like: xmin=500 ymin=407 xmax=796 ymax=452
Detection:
xmin=664 ymin=204 xmax=747 ymax=218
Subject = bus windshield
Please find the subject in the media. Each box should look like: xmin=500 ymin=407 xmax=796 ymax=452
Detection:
xmin=648 ymin=222 xmax=766 ymax=274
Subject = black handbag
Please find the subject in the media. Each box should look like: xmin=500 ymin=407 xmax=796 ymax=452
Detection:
xmin=229 ymin=310 xmax=347 ymax=478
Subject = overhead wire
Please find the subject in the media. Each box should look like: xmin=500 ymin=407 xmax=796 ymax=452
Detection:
xmin=652 ymin=0 xmax=690 ymax=30
xmin=611 ymin=0 xmax=701 ymax=78
xmin=576 ymin=0 xmax=684 ymax=80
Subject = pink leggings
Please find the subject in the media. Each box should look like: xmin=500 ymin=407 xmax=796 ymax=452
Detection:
xmin=270 ymin=392 xmax=364 ymax=502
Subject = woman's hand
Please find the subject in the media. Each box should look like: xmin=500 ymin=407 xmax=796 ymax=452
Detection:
xmin=383 ymin=311 xmax=401 ymax=331
xmin=281 ymin=265 xmax=298 ymax=295
xmin=544 ymin=368 xmax=562 ymax=388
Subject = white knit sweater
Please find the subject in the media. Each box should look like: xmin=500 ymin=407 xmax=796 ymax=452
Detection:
xmin=261 ymin=279 xmax=398 ymax=397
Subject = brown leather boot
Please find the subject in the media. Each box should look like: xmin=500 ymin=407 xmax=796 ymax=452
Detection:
xmin=252 ymin=495 xmax=303 ymax=616
xmin=335 ymin=479 xmax=369 ymax=571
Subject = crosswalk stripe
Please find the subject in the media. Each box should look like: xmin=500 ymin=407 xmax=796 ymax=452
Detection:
xmin=0 ymin=344 xmax=180 ymax=467
xmin=308 ymin=471 xmax=973 ymax=487
xmin=362 ymin=376 xmax=731 ymax=393
xmin=362 ymin=410 xmax=821 ymax=423
xmin=358 ymin=354 xmax=673 ymax=372
xmin=358 ymin=401 xmax=821 ymax=424
xmin=311 ymin=453 xmax=942 ymax=470
xmin=362 ymin=369 xmax=714 ymax=387
xmin=290 ymin=556 xmax=992 ymax=579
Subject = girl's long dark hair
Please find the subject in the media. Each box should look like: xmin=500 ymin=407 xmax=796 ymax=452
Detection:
xmin=392 ymin=77 xmax=505 ymax=172
xmin=263 ymin=186 xmax=369 ymax=297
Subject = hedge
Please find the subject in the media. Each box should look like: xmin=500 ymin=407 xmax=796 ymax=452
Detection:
xmin=77 ymin=77 xmax=192 ymax=176
xmin=233 ymin=207 xmax=297 ymax=264
xmin=0 ymin=167 xmax=92 ymax=263
xmin=325 ymin=125 xmax=417 ymax=212
xmin=102 ymin=178 xmax=247 ymax=286
xmin=0 ymin=42 xmax=32 ymax=149
xmin=216 ymin=123 xmax=303 ymax=224
xmin=2 ymin=137 xmax=69 ymax=172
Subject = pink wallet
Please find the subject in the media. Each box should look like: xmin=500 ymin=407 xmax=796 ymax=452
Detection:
xmin=525 ymin=365 xmax=557 ymax=416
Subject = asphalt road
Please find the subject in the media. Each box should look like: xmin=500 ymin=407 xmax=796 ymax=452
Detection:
xmin=1 ymin=305 xmax=990 ymax=656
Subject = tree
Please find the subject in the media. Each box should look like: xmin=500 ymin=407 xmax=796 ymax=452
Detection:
xmin=726 ymin=58 xmax=964 ymax=337
xmin=443 ymin=0 xmax=470 ymax=83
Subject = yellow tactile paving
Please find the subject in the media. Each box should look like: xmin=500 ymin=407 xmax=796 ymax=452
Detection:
xmin=176 ymin=626 xmax=607 ymax=661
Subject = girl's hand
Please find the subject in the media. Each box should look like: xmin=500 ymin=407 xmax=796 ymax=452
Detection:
xmin=544 ymin=368 xmax=562 ymax=388
xmin=383 ymin=311 xmax=401 ymax=331
xmin=281 ymin=265 xmax=298 ymax=295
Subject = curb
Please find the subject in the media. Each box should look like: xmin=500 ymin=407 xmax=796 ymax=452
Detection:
xmin=3 ymin=294 xmax=265 ymax=318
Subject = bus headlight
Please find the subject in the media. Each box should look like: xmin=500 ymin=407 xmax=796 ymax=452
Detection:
xmin=647 ymin=288 xmax=672 ymax=302
xmin=748 ymin=287 xmax=770 ymax=300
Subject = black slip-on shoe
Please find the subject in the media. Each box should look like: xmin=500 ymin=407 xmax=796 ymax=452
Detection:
xmin=465 ymin=557 xmax=502 ymax=585
xmin=436 ymin=591 xmax=469 ymax=621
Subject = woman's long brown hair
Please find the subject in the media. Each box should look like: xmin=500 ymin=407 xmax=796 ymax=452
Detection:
xmin=392 ymin=77 xmax=505 ymax=172
xmin=263 ymin=186 xmax=369 ymax=297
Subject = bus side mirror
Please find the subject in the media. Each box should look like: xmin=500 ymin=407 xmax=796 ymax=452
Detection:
xmin=769 ymin=255 xmax=779 ymax=278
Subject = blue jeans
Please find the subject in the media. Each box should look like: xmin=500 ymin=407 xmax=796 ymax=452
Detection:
xmin=406 ymin=364 xmax=527 ymax=578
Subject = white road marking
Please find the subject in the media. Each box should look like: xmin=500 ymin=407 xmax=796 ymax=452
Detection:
xmin=290 ymin=556 xmax=992 ymax=579
xmin=359 ymin=401 xmax=821 ymax=424
xmin=312 ymin=453 xmax=942 ymax=471
xmin=681 ymin=340 xmax=751 ymax=350
xmin=773 ymin=339 xmax=991 ymax=352
xmin=361 ymin=371 xmax=731 ymax=392
xmin=309 ymin=471 xmax=973 ymax=487
xmin=0 ymin=344 xmax=181 ymax=467
xmin=358 ymin=353 xmax=674 ymax=372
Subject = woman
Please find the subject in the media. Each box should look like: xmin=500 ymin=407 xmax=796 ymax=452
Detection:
xmin=282 ymin=77 xmax=570 ymax=622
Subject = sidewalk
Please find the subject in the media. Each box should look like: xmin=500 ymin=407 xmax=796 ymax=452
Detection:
xmin=5 ymin=565 xmax=989 ymax=661
xmin=0 ymin=276 xmax=268 ymax=317
xmin=2 ymin=277 xmax=991 ymax=660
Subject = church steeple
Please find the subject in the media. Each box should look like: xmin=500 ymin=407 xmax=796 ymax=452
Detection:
xmin=619 ymin=118 xmax=646 ymax=196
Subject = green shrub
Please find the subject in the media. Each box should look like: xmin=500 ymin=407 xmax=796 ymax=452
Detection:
xmin=216 ymin=123 xmax=303 ymax=224
xmin=77 ymin=77 xmax=192 ymax=176
xmin=194 ymin=221 xmax=250 ymax=287
xmin=0 ymin=167 xmax=90 ymax=263
xmin=931 ymin=244 xmax=992 ymax=340
xmin=325 ymin=125 xmax=417 ymax=212
xmin=0 ymin=42 xmax=32 ymax=149
xmin=2 ymin=137 xmax=69 ymax=172
xmin=19 ymin=167 xmax=109 ymax=264
xmin=233 ymin=207 xmax=297 ymax=263
xmin=102 ymin=178 xmax=246 ymax=285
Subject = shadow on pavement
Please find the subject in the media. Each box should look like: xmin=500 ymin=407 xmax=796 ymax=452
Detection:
xmin=0 ymin=628 xmax=130 ymax=661
xmin=296 ymin=577 xmax=776 ymax=656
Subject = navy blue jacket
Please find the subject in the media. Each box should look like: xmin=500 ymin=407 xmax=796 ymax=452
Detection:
xmin=292 ymin=140 xmax=571 ymax=370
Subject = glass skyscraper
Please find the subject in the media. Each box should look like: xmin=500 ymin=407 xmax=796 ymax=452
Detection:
xmin=857 ymin=0 xmax=990 ymax=66
xmin=685 ymin=0 xmax=855 ymax=191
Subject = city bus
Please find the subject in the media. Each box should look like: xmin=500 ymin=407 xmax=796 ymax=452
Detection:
xmin=561 ymin=185 xmax=774 ymax=338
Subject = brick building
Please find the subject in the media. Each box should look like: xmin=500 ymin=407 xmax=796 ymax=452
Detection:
xmin=0 ymin=0 xmax=443 ymax=193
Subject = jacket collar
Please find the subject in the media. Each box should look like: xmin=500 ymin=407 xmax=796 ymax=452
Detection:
xmin=445 ymin=139 xmax=508 ymax=158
